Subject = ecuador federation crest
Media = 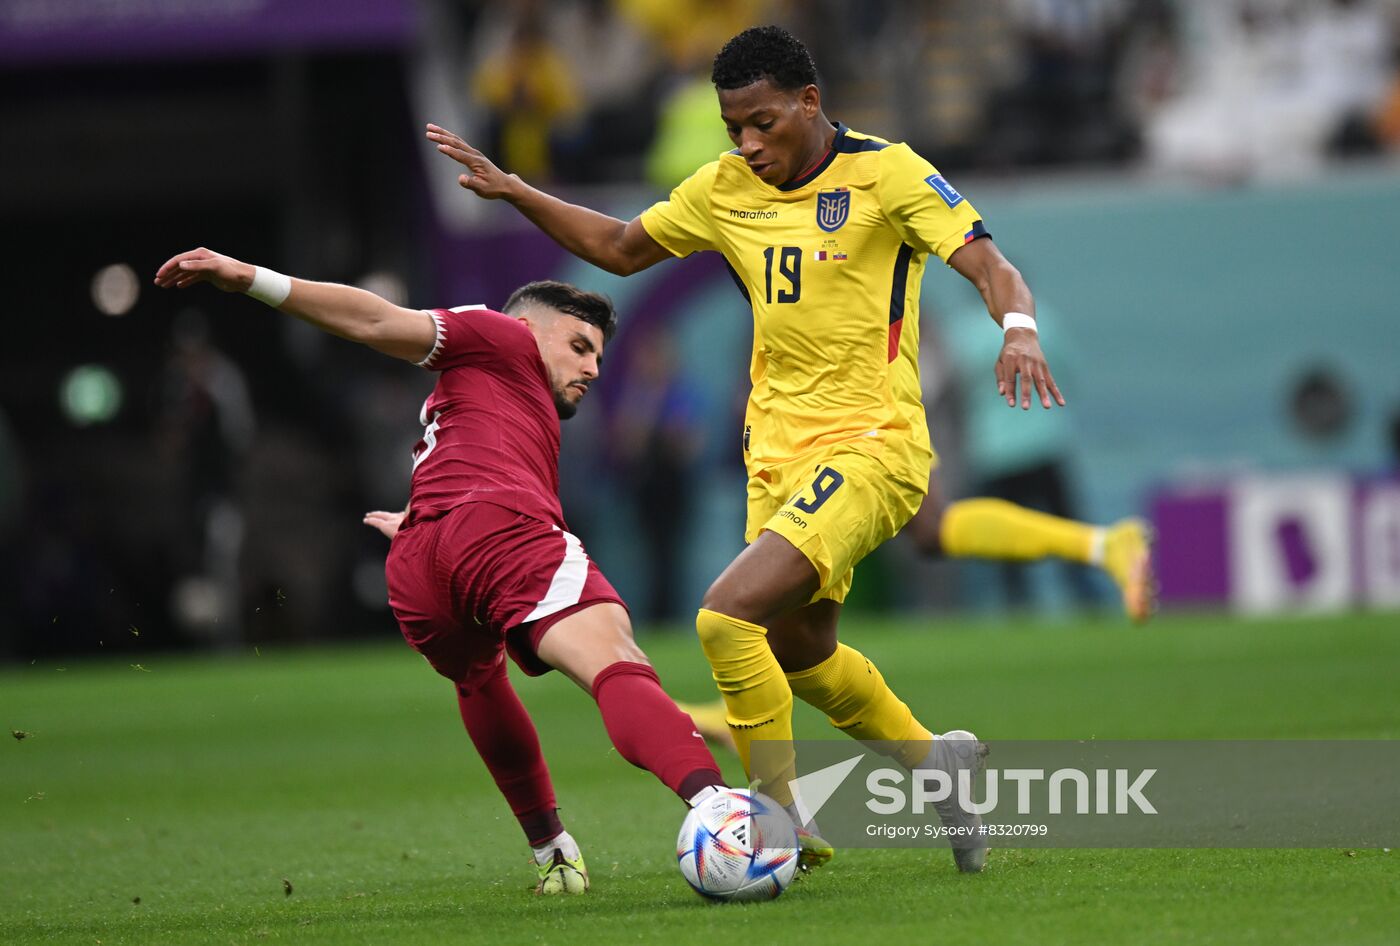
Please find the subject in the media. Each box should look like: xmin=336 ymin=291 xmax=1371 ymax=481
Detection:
xmin=816 ymin=187 xmax=850 ymax=232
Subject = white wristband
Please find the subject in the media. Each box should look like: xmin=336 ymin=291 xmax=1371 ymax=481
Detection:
xmin=1001 ymin=312 xmax=1037 ymax=334
xmin=246 ymin=266 xmax=292 ymax=307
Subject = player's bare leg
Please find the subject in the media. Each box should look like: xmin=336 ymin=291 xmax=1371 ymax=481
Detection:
xmin=534 ymin=602 xmax=649 ymax=689
xmin=703 ymin=530 xmax=822 ymax=626
xmin=766 ymin=598 xmax=840 ymax=671
xmin=519 ymin=603 xmax=726 ymax=893
xmin=534 ymin=603 xmax=726 ymax=803
xmin=909 ymin=470 xmax=1157 ymax=623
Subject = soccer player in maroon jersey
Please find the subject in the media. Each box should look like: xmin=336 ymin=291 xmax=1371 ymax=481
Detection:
xmin=154 ymin=247 xmax=726 ymax=895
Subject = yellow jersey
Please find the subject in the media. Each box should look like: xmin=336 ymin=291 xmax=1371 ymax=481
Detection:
xmin=639 ymin=123 xmax=986 ymax=486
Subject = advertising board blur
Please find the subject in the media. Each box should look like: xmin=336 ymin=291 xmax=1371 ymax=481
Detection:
xmin=1154 ymin=475 xmax=1400 ymax=613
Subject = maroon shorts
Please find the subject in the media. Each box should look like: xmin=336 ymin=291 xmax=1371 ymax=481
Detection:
xmin=385 ymin=501 xmax=625 ymax=689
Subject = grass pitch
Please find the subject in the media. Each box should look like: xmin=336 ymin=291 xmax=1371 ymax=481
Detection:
xmin=3 ymin=613 xmax=1397 ymax=945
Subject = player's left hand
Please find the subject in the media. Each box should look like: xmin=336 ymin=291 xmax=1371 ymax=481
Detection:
xmin=995 ymin=329 xmax=1065 ymax=410
xmin=363 ymin=510 xmax=405 ymax=540
xmin=425 ymin=123 xmax=521 ymax=200
xmin=153 ymin=248 xmax=255 ymax=293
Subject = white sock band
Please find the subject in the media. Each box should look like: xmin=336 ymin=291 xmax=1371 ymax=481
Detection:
xmin=1001 ymin=311 xmax=1037 ymax=334
xmin=687 ymin=785 xmax=721 ymax=808
xmin=532 ymin=830 xmax=580 ymax=865
xmin=246 ymin=266 xmax=292 ymax=307
xmin=1088 ymin=527 xmax=1107 ymax=566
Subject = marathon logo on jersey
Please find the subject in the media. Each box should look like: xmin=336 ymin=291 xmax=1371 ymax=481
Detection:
xmin=924 ymin=173 xmax=964 ymax=208
xmin=816 ymin=187 xmax=850 ymax=232
xmin=743 ymin=425 xmax=751 ymax=452
xmin=778 ymin=508 xmax=809 ymax=529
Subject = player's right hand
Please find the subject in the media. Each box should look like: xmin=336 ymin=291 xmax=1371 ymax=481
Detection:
xmin=426 ymin=123 xmax=519 ymax=200
xmin=995 ymin=329 xmax=1064 ymax=411
xmin=153 ymin=248 xmax=254 ymax=293
xmin=363 ymin=510 xmax=405 ymax=540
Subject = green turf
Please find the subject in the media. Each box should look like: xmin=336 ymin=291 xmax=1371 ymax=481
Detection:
xmin=3 ymin=613 xmax=1397 ymax=945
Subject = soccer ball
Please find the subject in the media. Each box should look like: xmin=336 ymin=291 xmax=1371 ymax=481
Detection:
xmin=676 ymin=788 xmax=799 ymax=902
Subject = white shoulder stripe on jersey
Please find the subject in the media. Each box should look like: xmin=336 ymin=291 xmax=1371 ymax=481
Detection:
xmin=449 ymin=303 xmax=487 ymax=313
xmin=416 ymin=310 xmax=448 ymax=368
xmin=521 ymin=527 xmax=589 ymax=623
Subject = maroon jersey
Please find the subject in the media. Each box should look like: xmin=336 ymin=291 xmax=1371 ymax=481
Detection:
xmin=406 ymin=306 xmax=564 ymax=528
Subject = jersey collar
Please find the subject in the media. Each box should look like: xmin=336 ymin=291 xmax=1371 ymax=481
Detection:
xmin=776 ymin=122 xmax=848 ymax=192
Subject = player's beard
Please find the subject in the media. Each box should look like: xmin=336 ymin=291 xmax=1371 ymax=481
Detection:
xmin=552 ymin=381 xmax=579 ymax=420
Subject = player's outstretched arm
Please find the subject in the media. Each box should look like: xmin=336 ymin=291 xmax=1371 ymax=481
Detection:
xmin=426 ymin=123 xmax=670 ymax=277
xmin=154 ymin=248 xmax=436 ymax=363
xmin=949 ymin=238 xmax=1065 ymax=411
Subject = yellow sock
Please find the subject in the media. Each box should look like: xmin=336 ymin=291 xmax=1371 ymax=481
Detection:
xmin=940 ymin=497 xmax=1098 ymax=564
xmin=786 ymin=644 xmax=933 ymax=770
xmin=695 ymin=608 xmax=796 ymax=804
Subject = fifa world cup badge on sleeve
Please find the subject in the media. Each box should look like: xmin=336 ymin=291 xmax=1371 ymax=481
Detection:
xmin=924 ymin=174 xmax=964 ymax=208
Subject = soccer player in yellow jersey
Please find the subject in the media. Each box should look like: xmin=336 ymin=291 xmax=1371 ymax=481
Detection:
xmin=428 ymin=25 xmax=1152 ymax=873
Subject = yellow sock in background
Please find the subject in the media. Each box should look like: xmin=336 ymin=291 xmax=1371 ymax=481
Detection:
xmin=940 ymin=497 xmax=1098 ymax=564
xmin=786 ymin=644 xmax=932 ymax=770
xmin=695 ymin=608 xmax=796 ymax=804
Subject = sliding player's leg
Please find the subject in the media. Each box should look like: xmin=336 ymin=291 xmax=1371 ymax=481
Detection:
xmin=908 ymin=466 xmax=1155 ymax=622
xmin=387 ymin=545 xmax=583 ymax=891
xmin=454 ymin=657 xmax=587 ymax=893
xmin=528 ymin=601 xmax=726 ymax=804
xmin=386 ymin=505 xmax=595 ymax=894
xmin=673 ymin=698 xmax=737 ymax=754
xmin=401 ymin=504 xmax=723 ymax=806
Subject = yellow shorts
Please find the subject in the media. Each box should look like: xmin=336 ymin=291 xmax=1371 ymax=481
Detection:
xmin=745 ymin=447 xmax=927 ymax=603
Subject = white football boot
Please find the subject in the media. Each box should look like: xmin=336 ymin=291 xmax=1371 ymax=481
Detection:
xmin=914 ymin=730 xmax=989 ymax=873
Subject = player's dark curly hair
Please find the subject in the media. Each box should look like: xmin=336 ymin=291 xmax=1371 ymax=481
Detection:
xmin=503 ymin=280 xmax=617 ymax=342
xmin=711 ymin=25 xmax=820 ymax=92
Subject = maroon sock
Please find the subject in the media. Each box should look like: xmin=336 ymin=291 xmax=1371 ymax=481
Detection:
xmin=456 ymin=660 xmax=562 ymax=847
xmin=591 ymin=661 xmax=724 ymax=802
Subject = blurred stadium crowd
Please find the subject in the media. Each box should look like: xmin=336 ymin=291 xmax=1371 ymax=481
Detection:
xmin=2 ymin=0 xmax=1399 ymax=660
xmin=451 ymin=0 xmax=1400 ymax=185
